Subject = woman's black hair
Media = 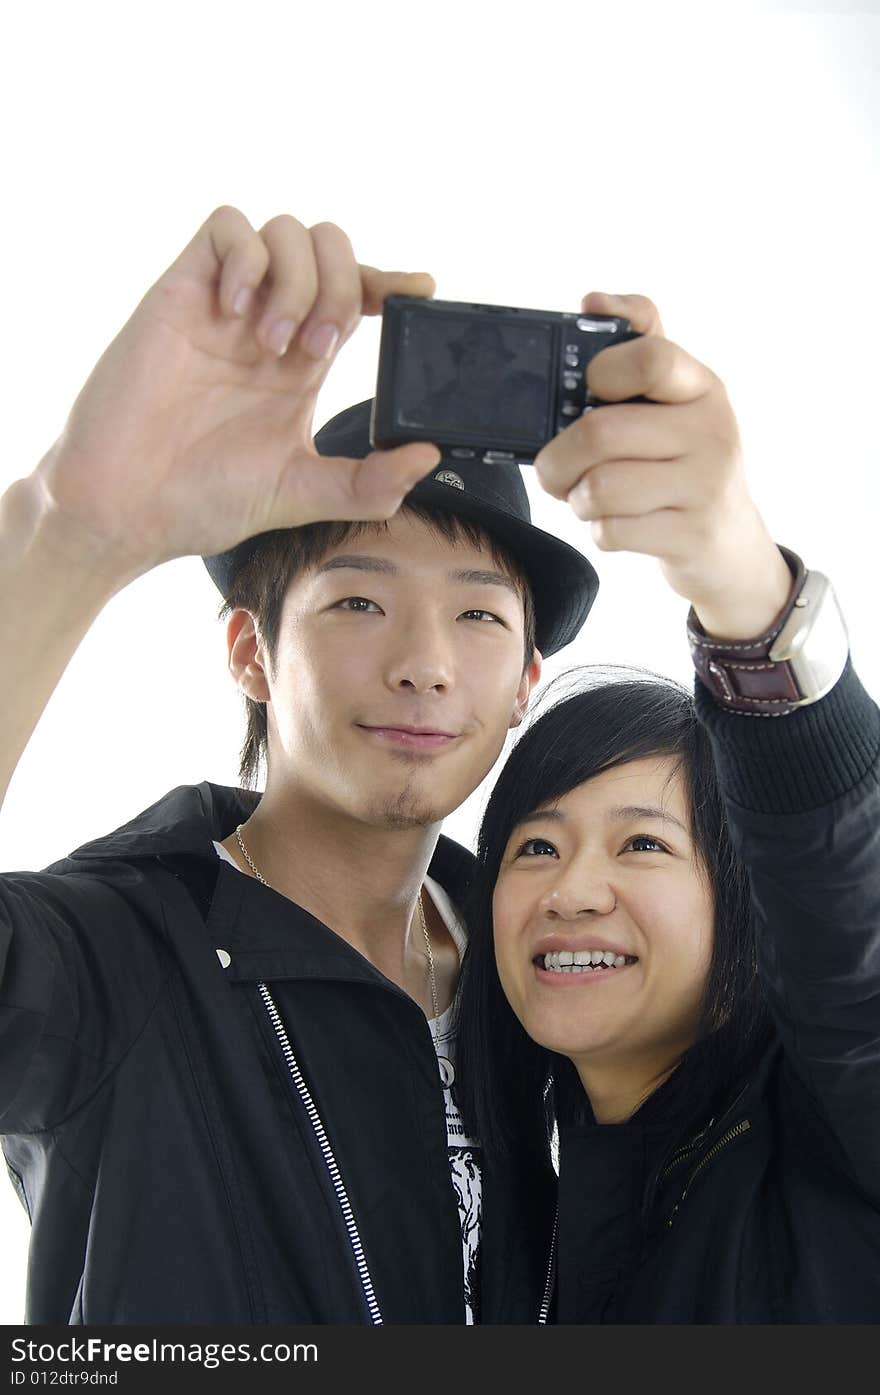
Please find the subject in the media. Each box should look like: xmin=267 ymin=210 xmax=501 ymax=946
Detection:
xmin=454 ymin=666 xmax=773 ymax=1209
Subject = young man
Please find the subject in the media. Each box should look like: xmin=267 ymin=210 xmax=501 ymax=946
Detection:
xmin=0 ymin=207 xmax=598 ymax=1324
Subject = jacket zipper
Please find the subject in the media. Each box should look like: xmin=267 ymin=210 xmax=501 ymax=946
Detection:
xmin=257 ymin=981 xmax=383 ymax=1325
xmin=658 ymin=1136 xmax=708 ymax=1183
xmin=659 ymin=1082 xmax=751 ymax=1186
xmin=537 ymin=1204 xmax=558 ymax=1325
xmin=540 ymin=1111 xmax=753 ymax=1318
xmin=666 ymin=1119 xmax=751 ymax=1229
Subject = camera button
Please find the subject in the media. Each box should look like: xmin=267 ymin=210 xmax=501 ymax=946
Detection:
xmin=577 ymin=317 xmax=621 ymax=333
xmin=565 ymin=353 xmax=579 ymax=367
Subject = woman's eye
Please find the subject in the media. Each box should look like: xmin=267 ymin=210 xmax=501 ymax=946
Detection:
xmin=624 ymin=835 xmax=668 ymax=854
xmin=514 ymin=837 xmax=558 ymax=858
xmin=335 ymin=597 xmax=381 ymax=613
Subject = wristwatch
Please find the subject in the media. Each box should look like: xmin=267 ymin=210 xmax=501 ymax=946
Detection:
xmin=686 ymin=545 xmax=850 ymax=716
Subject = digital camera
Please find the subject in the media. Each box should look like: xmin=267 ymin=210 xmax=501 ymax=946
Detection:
xmin=371 ymin=295 xmax=643 ymax=466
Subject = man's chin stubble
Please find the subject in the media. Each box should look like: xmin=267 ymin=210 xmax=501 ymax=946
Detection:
xmin=368 ymin=793 xmax=446 ymax=831
xmin=362 ymin=770 xmax=451 ymax=831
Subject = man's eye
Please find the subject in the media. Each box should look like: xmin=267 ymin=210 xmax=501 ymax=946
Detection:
xmin=514 ymin=837 xmax=558 ymax=858
xmin=624 ymin=835 xmax=668 ymax=854
xmin=335 ymin=597 xmax=381 ymax=613
xmin=460 ymin=609 xmax=503 ymax=624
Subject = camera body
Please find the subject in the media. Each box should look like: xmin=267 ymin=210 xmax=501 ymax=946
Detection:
xmin=371 ymin=295 xmax=643 ymax=466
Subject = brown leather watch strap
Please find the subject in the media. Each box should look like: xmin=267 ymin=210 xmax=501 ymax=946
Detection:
xmin=686 ymin=546 xmax=808 ymax=715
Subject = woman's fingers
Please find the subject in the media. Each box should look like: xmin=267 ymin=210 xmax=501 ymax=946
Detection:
xmin=581 ymin=290 xmax=666 ymax=339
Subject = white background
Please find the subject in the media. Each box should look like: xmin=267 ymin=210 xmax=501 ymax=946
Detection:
xmin=1 ymin=0 xmax=877 ymax=1324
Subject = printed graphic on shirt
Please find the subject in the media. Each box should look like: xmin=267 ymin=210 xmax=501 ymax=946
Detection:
xmin=434 ymin=1006 xmax=482 ymax=1325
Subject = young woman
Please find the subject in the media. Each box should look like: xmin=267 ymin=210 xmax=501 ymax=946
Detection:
xmin=455 ymin=662 xmax=880 ymax=1322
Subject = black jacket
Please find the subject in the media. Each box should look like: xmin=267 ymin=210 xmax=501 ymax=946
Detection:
xmin=0 ymin=784 xmax=553 ymax=1324
xmin=553 ymin=662 xmax=880 ymax=1323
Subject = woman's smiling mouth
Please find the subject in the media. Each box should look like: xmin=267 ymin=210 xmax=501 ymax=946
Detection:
xmin=533 ymin=948 xmax=639 ymax=983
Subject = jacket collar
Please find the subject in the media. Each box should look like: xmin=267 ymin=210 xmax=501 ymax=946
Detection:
xmin=62 ymin=781 xmax=477 ymax=984
xmin=66 ymin=781 xmax=261 ymax=864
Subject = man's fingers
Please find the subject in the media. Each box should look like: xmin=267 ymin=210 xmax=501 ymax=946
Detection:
xmin=349 ymin=444 xmax=444 ymax=514
xmin=252 ymin=214 xmax=320 ymax=356
xmin=169 ymin=205 xmax=268 ymax=319
xmin=171 ymin=208 xmax=434 ymax=353
xmin=293 ymin=222 xmax=364 ymax=362
xmin=581 ymin=291 xmax=665 ymax=338
xmin=272 ymin=442 xmax=443 ymax=529
xmin=359 ymin=265 xmax=437 ymax=316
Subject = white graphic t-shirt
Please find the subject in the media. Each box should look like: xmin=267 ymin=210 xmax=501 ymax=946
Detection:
xmin=423 ymin=873 xmax=482 ymax=1325
xmin=213 ymin=845 xmax=482 ymax=1324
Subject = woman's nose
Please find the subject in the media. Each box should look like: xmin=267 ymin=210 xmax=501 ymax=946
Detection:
xmin=539 ymin=871 xmax=617 ymax=919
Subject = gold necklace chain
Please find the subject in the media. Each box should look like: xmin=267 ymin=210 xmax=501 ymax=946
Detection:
xmin=234 ymin=824 xmax=440 ymax=1027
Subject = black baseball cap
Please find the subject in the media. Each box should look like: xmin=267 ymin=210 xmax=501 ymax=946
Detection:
xmin=202 ymin=399 xmax=599 ymax=657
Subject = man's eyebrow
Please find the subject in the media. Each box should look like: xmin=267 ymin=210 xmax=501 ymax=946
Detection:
xmin=450 ymin=567 xmax=519 ymax=597
xmin=314 ymin=556 xmax=519 ymax=596
xmin=314 ymin=556 xmax=397 ymax=577
xmin=511 ymin=804 xmax=688 ymax=833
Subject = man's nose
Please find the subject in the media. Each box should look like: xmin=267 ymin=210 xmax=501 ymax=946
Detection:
xmin=384 ymin=616 xmax=456 ymax=695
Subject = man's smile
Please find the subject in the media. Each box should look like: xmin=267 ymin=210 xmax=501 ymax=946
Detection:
xmin=357 ymin=724 xmax=461 ymax=750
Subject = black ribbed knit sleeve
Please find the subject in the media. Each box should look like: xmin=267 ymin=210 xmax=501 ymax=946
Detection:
xmin=693 ymin=658 xmax=880 ymax=815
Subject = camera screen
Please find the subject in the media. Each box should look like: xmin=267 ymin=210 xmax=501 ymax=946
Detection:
xmin=394 ymin=307 xmax=553 ymax=444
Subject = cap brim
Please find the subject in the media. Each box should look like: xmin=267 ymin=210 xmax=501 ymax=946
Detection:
xmin=406 ymin=472 xmax=598 ymax=658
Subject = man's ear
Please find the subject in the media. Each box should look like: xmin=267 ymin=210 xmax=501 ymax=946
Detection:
xmin=226 ymin=609 xmax=271 ymax=702
xmin=509 ymin=648 xmax=542 ymax=729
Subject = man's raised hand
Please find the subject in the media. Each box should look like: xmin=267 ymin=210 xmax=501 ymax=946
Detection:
xmin=34 ymin=206 xmax=441 ymax=577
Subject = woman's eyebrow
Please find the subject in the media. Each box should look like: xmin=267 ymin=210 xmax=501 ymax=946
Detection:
xmin=610 ymin=804 xmax=688 ymax=832
xmin=512 ymin=805 xmax=687 ymax=832
xmin=512 ymin=808 xmax=565 ymax=828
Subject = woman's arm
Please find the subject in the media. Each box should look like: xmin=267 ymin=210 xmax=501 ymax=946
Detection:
xmin=695 ymin=659 xmax=880 ymax=1200
xmin=538 ymin=287 xmax=878 ymax=1196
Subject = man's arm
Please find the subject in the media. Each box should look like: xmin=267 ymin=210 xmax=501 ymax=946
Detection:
xmin=0 ymin=205 xmax=441 ymax=816
xmin=0 ymin=467 xmax=144 ymax=811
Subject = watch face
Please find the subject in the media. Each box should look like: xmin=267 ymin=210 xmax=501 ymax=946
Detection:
xmin=770 ymin=572 xmax=850 ymax=703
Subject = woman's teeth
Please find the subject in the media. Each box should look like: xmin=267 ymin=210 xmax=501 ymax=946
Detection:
xmin=540 ymin=950 xmax=633 ymax=972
